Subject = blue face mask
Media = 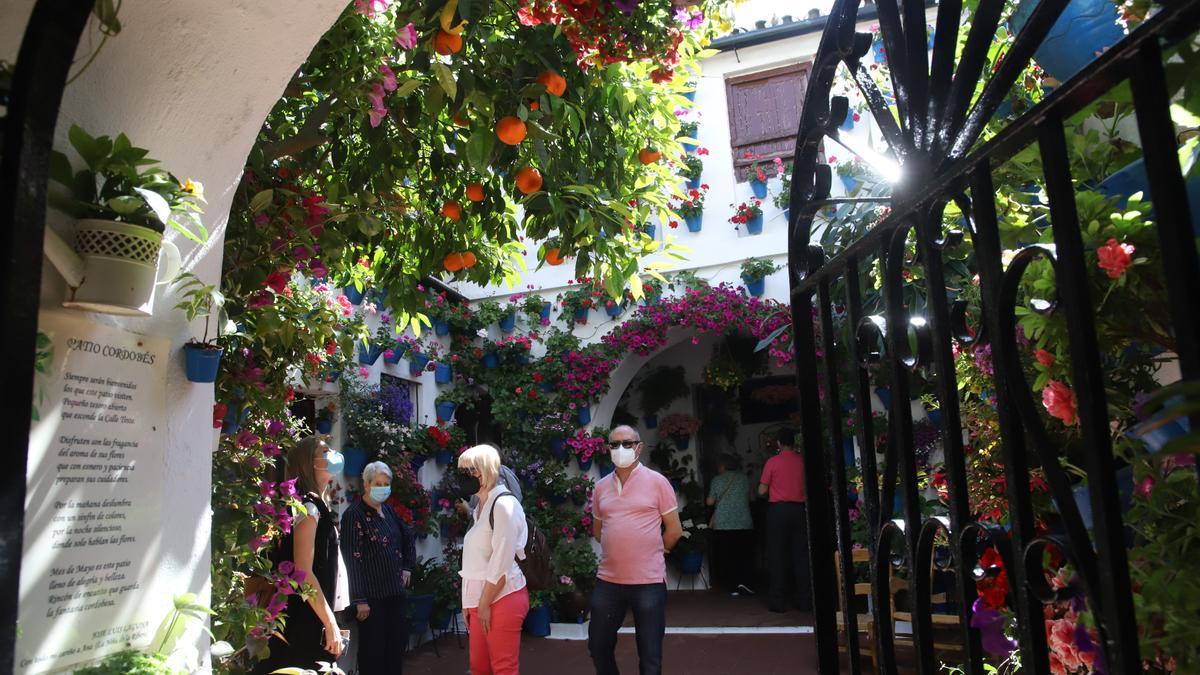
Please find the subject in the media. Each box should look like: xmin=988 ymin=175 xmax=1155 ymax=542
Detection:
xmin=369 ymin=486 xmax=392 ymax=503
xmin=323 ymin=450 xmax=345 ymax=476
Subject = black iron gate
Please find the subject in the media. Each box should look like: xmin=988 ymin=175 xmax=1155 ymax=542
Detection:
xmin=785 ymin=0 xmax=1200 ymax=672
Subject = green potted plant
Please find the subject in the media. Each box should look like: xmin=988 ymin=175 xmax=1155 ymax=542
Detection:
xmin=772 ymin=158 xmax=792 ymax=217
xmin=739 ymin=257 xmax=781 ymax=297
xmin=173 ymin=272 xmax=226 ymax=383
xmin=559 ymin=286 xmax=598 ymax=325
xmin=730 ymin=199 xmax=764 ymax=235
xmin=659 ymin=413 xmax=700 ymax=450
xmin=551 ymin=537 xmax=598 ymax=622
xmin=637 ymin=366 xmax=689 ymax=428
xmin=675 ymin=184 xmax=708 ymax=232
xmin=679 ymin=152 xmax=703 ymax=189
xmin=49 ymin=125 xmax=205 ymax=315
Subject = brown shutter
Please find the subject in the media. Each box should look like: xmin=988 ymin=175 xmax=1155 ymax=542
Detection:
xmin=726 ymin=63 xmax=810 ymax=181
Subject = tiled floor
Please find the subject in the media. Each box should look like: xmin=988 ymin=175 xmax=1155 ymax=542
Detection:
xmin=403 ymin=591 xmax=818 ymax=674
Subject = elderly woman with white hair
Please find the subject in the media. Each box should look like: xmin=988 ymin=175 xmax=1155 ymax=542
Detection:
xmin=457 ymin=444 xmax=529 ymax=675
xmin=340 ymin=460 xmax=416 ymax=674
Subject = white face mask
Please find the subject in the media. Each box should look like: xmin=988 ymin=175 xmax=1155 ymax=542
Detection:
xmin=611 ymin=446 xmax=638 ymax=468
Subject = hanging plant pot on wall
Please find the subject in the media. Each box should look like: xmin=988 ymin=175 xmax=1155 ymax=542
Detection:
xmin=343 ymin=285 xmax=365 ymax=305
xmin=741 ymin=275 xmax=766 ymax=297
xmin=435 ymin=363 xmax=453 ymax=384
xmin=744 ymin=214 xmax=763 ymax=235
xmin=61 ymin=219 xmax=182 ymax=316
xmin=685 ymin=213 xmax=703 ymax=232
xmin=749 ymin=178 xmax=768 ymax=199
xmin=499 ymin=312 xmax=517 ymax=333
xmin=184 ymin=343 xmax=223 ymax=383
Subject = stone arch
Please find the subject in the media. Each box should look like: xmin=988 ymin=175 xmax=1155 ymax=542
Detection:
xmin=589 ymin=327 xmax=702 ymax=431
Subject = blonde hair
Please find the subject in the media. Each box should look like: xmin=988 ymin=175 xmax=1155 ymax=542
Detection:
xmin=286 ymin=435 xmax=328 ymax=501
xmin=457 ymin=444 xmax=501 ymax=489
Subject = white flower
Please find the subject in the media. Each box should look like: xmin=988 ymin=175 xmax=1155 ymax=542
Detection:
xmin=476 ymin=329 xmax=488 ymax=338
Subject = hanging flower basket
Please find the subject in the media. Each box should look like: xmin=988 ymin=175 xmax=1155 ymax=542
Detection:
xmin=433 ymin=318 xmax=450 ymax=336
xmin=435 ymin=449 xmax=454 ymax=466
xmin=343 ymin=447 xmax=367 ymax=478
xmin=745 ymin=214 xmax=763 ymax=235
xmin=685 ymin=213 xmax=703 ymax=232
xmin=316 ymin=418 xmax=334 ymax=435
xmin=749 ymin=178 xmax=768 ymax=199
xmin=383 ymin=345 xmax=403 ymax=364
xmin=436 ymin=401 xmax=457 ymax=422
xmin=435 ymin=363 xmax=453 ymax=384
xmin=64 ymin=219 xmax=182 ymax=316
xmin=550 ymin=438 xmax=569 ymax=462
xmin=577 ymin=456 xmax=593 ymax=472
xmin=578 ymin=404 xmax=592 ymax=425
xmin=540 ymin=302 xmax=552 ymax=322
xmin=499 ymin=312 xmax=517 ymax=333
xmin=573 ymin=307 xmax=590 ymax=325
xmin=184 ymin=344 xmax=223 ymax=383
xmin=409 ymin=353 xmax=430 ymax=376
xmin=358 ymin=343 xmax=383 ymax=365
xmin=483 ymin=352 xmax=499 ymax=369
xmin=742 ymin=275 xmax=766 ymax=297
xmin=605 ymin=302 xmax=623 ymax=318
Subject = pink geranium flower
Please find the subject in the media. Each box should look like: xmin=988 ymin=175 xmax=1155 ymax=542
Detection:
xmin=379 ymin=63 xmax=398 ymax=92
xmin=1034 ymin=348 xmax=1055 ymax=367
xmin=395 ymin=23 xmax=418 ymax=49
xmin=1096 ymin=237 xmax=1135 ymax=279
xmin=1042 ymin=379 xmax=1078 ymax=426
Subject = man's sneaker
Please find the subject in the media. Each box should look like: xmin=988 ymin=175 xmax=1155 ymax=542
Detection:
xmin=737 ymin=584 xmax=755 ymax=596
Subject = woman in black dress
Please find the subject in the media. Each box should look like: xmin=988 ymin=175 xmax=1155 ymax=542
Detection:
xmin=253 ymin=435 xmax=346 ymax=672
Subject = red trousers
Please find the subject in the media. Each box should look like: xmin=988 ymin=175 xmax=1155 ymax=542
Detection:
xmin=466 ymin=587 xmax=529 ymax=675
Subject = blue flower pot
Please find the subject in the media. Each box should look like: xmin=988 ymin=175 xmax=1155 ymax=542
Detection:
xmin=685 ymin=213 xmax=702 ymax=232
xmin=685 ymin=177 xmax=701 ymax=190
xmin=645 ymin=223 xmax=657 ymax=239
xmin=927 ymin=409 xmax=942 ymax=427
xmin=410 ymin=454 xmax=427 ymax=473
xmin=683 ymin=90 xmax=696 ymax=102
xmin=540 ymin=302 xmax=552 ymax=322
xmin=343 ymin=447 xmax=367 ymax=479
xmin=680 ymin=551 xmax=704 ymax=575
xmin=316 ymin=418 xmax=333 ymax=434
xmin=409 ymin=594 xmax=435 ymax=637
xmin=599 ymin=462 xmax=615 ymax=478
xmin=743 ymin=276 xmax=766 ymax=297
xmin=436 ymin=401 xmax=457 ymax=421
xmin=841 ymin=109 xmax=855 ymax=130
xmin=671 ymin=435 xmax=690 ymax=450
xmin=221 ymin=404 xmax=249 ymax=434
xmin=1097 ymin=155 xmax=1200 ymax=236
xmin=872 ymin=40 xmax=886 ymax=64
xmin=750 ymin=179 xmax=768 ymax=199
xmin=409 ymin=353 xmax=429 ymax=376
xmin=343 ymin=285 xmax=365 ymax=305
xmin=499 ymin=312 xmax=517 ymax=333
xmin=524 ymin=605 xmax=552 ymax=636
xmin=435 ymin=363 xmax=453 ymax=384
xmin=184 ymin=345 xmax=223 ymax=383
xmin=783 ymin=207 xmax=790 ymax=223
xmin=540 ymin=382 xmax=552 ymax=393
xmin=483 ymin=353 xmax=499 ymax=369
xmin=840 ymin=175 xmax=858 ymax=194
xmin=433 ymin=318 xmax=450 ymax=336
xmin=550 ymin=438 xmax=568 ymax=462
xmin=573 ymin=308 xmax=590 ymax=324
xmin=436 ymin=449 xmax=453 ymax=467
xmin=645 ymin=414 xmax=658 ymax=428
xmin=605 ymin=303 xmax=622 ymax=318
xmin=745 ymin=214 xmax=763 ymax=235
xmin=384 ymin=345 xmax=403 ymax=364
xmin=358 ymin=343 xmax=383 ymax=365
xmin=578 ymin=405 xmax=591 ymax=425
xmin=843 ymin=438 xmax=856 ymax=466
xmin=875 ymin=387 xmax=892 ymax=409
xmin=577 ymin=457 xmax=593 ymax=472
xmin=1011 ymin=0 xmax=1124 ymax=83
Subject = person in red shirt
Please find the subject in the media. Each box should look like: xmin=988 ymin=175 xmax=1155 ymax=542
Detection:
xmin=757 ymin=427 xmax=811 ymax=613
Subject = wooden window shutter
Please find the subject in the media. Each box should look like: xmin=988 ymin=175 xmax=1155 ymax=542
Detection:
xmin=726 ymin=63 xmax=810 ymax=182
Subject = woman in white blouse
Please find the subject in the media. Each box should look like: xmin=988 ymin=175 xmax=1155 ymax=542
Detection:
xmin=457 ymin=444 xmax=529 ymax=675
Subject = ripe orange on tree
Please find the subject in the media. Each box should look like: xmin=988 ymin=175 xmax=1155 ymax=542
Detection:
xmin=433 ymin=30 xmax=463 ymax=55
xmin=461 ymin=251 xmax=478 ymax=268
xmin=638 ymin=148 xmax=661 ymax=164
xmin=536 ymin=70 xmax=567 ymax=97
xmin=443 ymin=252 xmax=466 ymax=272
xmin=546 ymin=248 xmax=565 ymax=266
xmin=515 ymin=167 xmax=543 ymax=194
xmin=466 ymin=183 xmax=485 ymax=202
xmin=496 ymin=116 xmax=528 ymax=145
xmin=453 ymin=113 xmax=470 ymax=127
xmin=441 ymin=201 xmax=463 ymax=222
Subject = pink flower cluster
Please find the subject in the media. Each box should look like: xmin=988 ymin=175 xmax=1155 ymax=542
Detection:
xmin=1042 ymin=379 xmax=1078 ymax=426
xmin=247 ymin=559 xmax=308 ymax=640
xmin=602 ymin=283 xmax=793 ymax=368
xmin=561 ymin=350 xmax=617 ymax=402
xmin=1097 ymin=237 xmax=1135 ymax=279
xmin=565 ymin=430 xmax=606 ymax=461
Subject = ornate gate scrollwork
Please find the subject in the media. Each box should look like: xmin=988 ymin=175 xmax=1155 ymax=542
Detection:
xmin=785 ymin=0 xmax=1200 ymax=672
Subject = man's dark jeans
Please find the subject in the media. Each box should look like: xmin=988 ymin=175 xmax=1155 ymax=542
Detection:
xmin=767 ymin=502 xmax=811 ymax=611
xmin=588 ymin=579 xmax=667 ymax=675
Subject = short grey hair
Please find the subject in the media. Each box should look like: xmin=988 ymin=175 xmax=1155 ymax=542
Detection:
xmin=609 ymin=425 xmax=641 ymax=442
xmin=362 ymin=461 xmax=393 ymax=484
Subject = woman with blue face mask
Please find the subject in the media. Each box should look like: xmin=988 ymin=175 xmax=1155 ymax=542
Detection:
xmin=339 ymin=460 xmax=416 ymax=674
xmin=252 ymin=436 xmax=349 ymax=674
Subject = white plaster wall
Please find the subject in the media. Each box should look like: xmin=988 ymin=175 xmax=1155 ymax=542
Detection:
xmin=11 ymin=0 xmax=349 ymax=669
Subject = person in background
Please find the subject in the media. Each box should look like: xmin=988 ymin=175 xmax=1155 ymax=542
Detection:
xmin=253 ymin=436 xmax=348 ymax=673
xmin=340 ymin=461 xmax=416 ymax=674
xmin=707 ymin=452 xmax=755 ymax=596
xmin=589 ymin=425 xmax=683 ymax=675
xmin=758 ymin=427 xmax=811 ymax=613
xmin=458 ymin=444 xmax=530 ymax=675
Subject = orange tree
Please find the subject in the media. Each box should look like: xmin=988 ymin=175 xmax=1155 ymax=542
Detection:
xmin=211 ymin=0 xmax=728 ymax=668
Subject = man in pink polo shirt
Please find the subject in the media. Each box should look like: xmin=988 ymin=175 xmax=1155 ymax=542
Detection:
xmin=758 ymin=427 xmax=811 ymax=613
xmin=589 ymin=425 xmax=682 ymax=675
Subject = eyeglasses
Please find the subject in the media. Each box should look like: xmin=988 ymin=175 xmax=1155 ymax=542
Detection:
xmin=606 ymin=440 xmax=639 ymax=449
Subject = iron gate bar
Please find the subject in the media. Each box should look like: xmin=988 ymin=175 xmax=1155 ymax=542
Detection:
xmin=787 ymin=0 xmax=1200 ymax=672
xmin=0 ymin=1 xmax=94 ymax=670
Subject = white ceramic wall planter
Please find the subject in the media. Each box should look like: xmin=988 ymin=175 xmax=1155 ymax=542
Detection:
xmin=60 ymin=219 xmax=181 ymax=316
